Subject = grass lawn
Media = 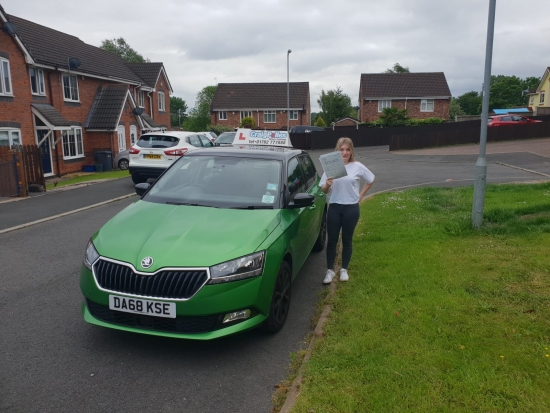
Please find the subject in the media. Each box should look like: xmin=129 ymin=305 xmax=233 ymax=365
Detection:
xmin=46 ymin=169 xmax=130 ymax=190
xmin=290 ymin=182 xmax=550 ymax=413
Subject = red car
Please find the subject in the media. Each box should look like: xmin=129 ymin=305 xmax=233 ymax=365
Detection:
xmin=488 ymin=115 xmax=542 ymax=126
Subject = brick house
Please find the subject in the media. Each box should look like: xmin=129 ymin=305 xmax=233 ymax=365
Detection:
xmin=210 ymin=82 xmax=310 ymax=130
xmin=0 ymin=6 xmax=172 ymax=177
xmin=358 ymin=73 xmax=451 ymax=122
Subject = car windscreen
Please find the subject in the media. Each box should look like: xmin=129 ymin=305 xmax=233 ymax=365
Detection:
xmin=143 ymin=155 xmax=282 ymax=209
xmin=137 ymin=135 xmax=179 ymax=149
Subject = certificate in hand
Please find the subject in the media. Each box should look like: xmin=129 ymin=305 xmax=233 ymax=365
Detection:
xmin=319 ymin=151 xmax=347 ymax=179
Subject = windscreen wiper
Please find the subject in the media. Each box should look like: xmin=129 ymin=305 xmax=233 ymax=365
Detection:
xmin=165 ymin=202 xmax=216 ymax=207
xmin=230 ymin=205 xmax=274 ymax=210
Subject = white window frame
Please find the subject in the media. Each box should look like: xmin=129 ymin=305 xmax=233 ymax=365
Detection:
xmin=240 ymin=111 xmax=252 ymax=120
xmin=289 ymin=110 xmax=298 ymax=120
xmin=62 ymin=127 xmax=84 ymax=159
xmin=421 ymin=99 xmax=434 ymax=112
xmin=0 ymin=129 xmax=21 ymax=147
xmin=0 ymin=58 xmax=13 ymax=96
xmin=540 ymin=92 xmax=545 ymax=105
xmin=30 ymin=67 xmax=46 ymax=96
xmin=530 ymin=95 xmax=534 ymax=104
xmin=158 ymin=91 xmax=166 ymax=112
xmin=138 ymin=91 xmax=145 ymax=108
xmin=378 ymin=100 xmax=391 ymax=112
xmin=62 ymin=74 xmax=79 ymax=102
xmin=219 ymin=111 xmax=227 ymax=120
xmin=264 ymin=111 xmax=276 ymax=123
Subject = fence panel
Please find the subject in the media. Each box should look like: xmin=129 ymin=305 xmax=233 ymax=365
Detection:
xmin=0 ymin=147 xmax=20 ymax=198
xmin=22 ymin=144 xmax=45 ymax=189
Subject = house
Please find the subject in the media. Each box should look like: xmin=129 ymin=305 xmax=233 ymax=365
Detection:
xmin=210 ymin=82 xmax=310 ymax=130
xmin=526 ymin=68 xmax=550 ymax=115
xmin=0 ymin=5 xmax=172 ymax=177
xmin=358 ymin=72 xmax=451 ymax=122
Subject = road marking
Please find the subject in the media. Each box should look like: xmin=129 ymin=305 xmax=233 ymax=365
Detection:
xmin=0 ymin=193 xmax=136 ymax=235
xmin=495 ymin=162 xmax=550 ymax=177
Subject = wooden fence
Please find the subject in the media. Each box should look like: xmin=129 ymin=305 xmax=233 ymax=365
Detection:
xmin=0 ymin=144 xmax=44 ymax=198
xmin=21 ymin=144 xmax=45 ymax=190
xmin=0 ymin=147 xmax=20 ymax=198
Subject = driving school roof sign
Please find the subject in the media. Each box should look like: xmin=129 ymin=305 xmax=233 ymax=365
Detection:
xmin=234 ymin=128 xmax=292 ymax=147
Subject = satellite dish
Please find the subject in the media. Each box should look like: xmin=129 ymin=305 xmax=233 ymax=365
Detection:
xmin=132 ymin=107 xmax=144 ymax=116
xmin=68 ymin=58 xmax=81 ymax=70
xmin=1 ymin=22 xmax=16 ymax=35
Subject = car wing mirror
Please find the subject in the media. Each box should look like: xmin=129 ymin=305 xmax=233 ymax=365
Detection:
xmin=135 ymin=182 xmax=150 ymax=197
xmin=288 ymin=193 xmax=315 ymax=209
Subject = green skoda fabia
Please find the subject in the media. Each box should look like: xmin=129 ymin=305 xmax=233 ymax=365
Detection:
xmin=81 ymin=143 xmax=327 ymax=340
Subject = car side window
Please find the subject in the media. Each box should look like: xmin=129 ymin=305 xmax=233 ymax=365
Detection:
xmin=298 ymin=154 xmax=317 ymax=190
xmin=199 ymin=135 xmax=213 ymax=147
xmin=501 ymin=116 xmax=513 ymax=122
xmin=188 ymin=135 xmax=202 ymax=147
xmin=287 ymin=156 xmax=306 ymax=202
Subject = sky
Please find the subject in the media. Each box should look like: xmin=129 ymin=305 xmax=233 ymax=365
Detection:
xmin=2 ymin=0 xmax=549 ymax=113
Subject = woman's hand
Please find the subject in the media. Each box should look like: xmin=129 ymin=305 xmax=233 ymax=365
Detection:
xmin=321 ymin=177 xmax=333 ymax=194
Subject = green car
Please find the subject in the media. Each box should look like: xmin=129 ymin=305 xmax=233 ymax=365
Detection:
xmin=81 ymin=140 xmax=327 ymax=340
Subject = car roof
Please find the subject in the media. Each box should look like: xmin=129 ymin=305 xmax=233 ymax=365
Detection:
xmin=140 ymin=131 xmax=196 ymax=138
xmin=186 ymin=145 xmax=305 ymax=161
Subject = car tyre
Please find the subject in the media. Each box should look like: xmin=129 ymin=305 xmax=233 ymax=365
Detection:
xmin=262 ymin=260 xmax=291 ymax=333
xmin=131 ymin=174 xmax=147 ymax=184
xmin=118 ymin=159 xmax=129 ymax=170
xmin=312 ymin=207 xmax=327 ymax=252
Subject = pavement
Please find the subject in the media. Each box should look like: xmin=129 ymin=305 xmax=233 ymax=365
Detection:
xmin=1 ymin=137 xmax=549 ymax=233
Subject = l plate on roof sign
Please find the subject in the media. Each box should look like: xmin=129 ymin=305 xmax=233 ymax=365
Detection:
xmin=234 ymin=128 xmax=292 ymax=147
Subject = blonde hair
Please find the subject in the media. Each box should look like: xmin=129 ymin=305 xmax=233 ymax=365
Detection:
xmin=335 ymin=137 xmax=355 ymax=163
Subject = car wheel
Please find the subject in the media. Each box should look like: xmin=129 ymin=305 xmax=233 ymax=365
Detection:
xmin=118 ymin=159 xmax=129 ymax=170
xmin=312 ymin=207 xmax=327 ymax=252
xmin=131 ymin=174 xmax=147 ymax=184
xmin=262 ymin=260 xmax=291 ymax=333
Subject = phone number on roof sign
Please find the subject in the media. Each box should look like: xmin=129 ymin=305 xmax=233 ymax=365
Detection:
xmin=250 ymin=131 xmax=288 ymax=139
xmin=248 ymin=139 xmax=287 ymax=145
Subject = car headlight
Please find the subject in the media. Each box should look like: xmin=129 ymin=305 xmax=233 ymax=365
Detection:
xmin=84 ymin=239 xmax=100 ymax=270
xmin=209 ymin=251 xmax=265 ymax=284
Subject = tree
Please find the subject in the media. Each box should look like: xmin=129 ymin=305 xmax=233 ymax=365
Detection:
xmin=100 ymin=38 xmax=149 ymax=63
xmin=314 ymin=116 xmax=327 ymax=127
xmin=456 ymin=91 xmax=482 ymax=115
xmin=385 ymin=63 xmax=410 ymax=73
xmin=317 ymin=86 xmax=356 ymax=125
xmin=449 ymin=98 xmax=465 ymax=120
xmin=170 ymin=96 xmax=188 ymax=128
xmin=181 ymin=85 xmax=217 ymax=132
xmin=487 ymin=75 xmax=525 ymax=110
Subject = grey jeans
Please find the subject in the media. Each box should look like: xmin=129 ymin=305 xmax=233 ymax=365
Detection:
xmin=326 ymin=203 xmax=360 ymax=270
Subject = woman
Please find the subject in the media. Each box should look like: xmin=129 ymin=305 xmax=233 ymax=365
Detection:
xmin=320 ymin=137 xmax=375 ymax=284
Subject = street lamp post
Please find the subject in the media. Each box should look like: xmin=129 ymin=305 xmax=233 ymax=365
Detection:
xmin=287 ymin=49 xmax=292 ymax=132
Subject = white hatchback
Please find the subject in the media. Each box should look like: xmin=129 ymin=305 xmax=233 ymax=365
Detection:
xmin=128 ymin=131 xmax=213 ymax=184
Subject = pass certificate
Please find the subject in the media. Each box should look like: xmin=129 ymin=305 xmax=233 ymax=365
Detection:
xmin=319 ymin=151 xmax=347 ymax=179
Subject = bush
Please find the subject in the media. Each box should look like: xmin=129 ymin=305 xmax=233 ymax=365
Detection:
xmin=208 ymin=125 xmax=233 ymax=135
xmin=315 ymin=116 xmax=327 ymax=127
xmin=240 ymin=116 xmax=256 ymax=128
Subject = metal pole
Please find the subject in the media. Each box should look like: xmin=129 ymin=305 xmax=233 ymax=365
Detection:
xmin=472 ymin=0 xmax=496 ymax=229
xmin=287 ymin=49 xmax=292 ymax=131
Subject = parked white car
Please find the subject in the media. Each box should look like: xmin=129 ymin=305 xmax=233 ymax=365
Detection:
xmin=128 ymin=131 xmax=213 ymax=184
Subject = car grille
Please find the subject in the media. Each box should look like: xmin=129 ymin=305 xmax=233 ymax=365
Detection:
xmin=93 ymin=259 xmax=208 ymax=300
xmin=87 ymin=299 xmax=221 ymax=334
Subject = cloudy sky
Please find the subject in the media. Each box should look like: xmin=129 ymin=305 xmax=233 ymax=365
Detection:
xmin=3 ymin=0 xmax=549 ymax=112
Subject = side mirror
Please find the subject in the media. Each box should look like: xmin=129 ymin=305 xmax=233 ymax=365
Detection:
xmin=288 ymin=193 xmax=314 ymax=209
xmin=135 ymin=182 xmax=150 ymax=196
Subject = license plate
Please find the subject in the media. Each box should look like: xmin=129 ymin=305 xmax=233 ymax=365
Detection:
xmin=109 ymin=295 xmax=176 ymax=318
xmin=144 ymin=154 xmax=162 ymax=159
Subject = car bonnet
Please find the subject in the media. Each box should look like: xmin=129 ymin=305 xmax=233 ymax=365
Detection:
xmin=93 ymin=200 xmax=281 ymax=272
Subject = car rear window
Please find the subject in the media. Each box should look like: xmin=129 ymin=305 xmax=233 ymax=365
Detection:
xmin=137 ymin=135 xmax=179 ymax=148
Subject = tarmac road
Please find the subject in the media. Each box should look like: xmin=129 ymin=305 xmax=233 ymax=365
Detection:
xmin=1 ymin=138 xmax=549 ymax=412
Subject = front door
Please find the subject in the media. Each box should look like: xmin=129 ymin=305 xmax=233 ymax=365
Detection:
xmin=117 ymin=126 xmax=126 ymax=152
xmin=37 ymin=130 xmax=53 ymax=175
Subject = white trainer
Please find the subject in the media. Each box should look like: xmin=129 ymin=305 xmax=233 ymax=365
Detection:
xmin=340 ymin=268 xmax=349 ymax=282
xmin=323 ymin=269 xmax=335 ymax=284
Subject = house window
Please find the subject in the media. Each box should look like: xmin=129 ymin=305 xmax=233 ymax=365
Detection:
xmin=0 ymin=58 xmax=13 ymax=96
xmin=264 ymin=111 xmax=276 ymax=123
xmin=30 ymin=68 xmax=46 ymax=95
xmin=219 ymin=111 xmax=227 ymax=120
xmin=138 ymin=91 xmax=145 ymax=108
xmin=378 ymin=100 xmax=391 ymax=112
xmin=240 ymin=111 xmax=252 ymax=120
xmin=540 ymin=92 xmax=545 ymax=105
xmin=530 ymin=95 xmax=534 ymax=105
xmin=0 ymin=129 xmax=21 ymax=147
xmin=62 ymin=128 xmax=84 ymax=159
xmin=421 ymin=99 xmax=434 ymax=112
xmin=62 ymin=74 xmax=79 ymax=101
xmin=158 ymin=91 xmax=165 ymax=112
xmin=289 ymin=110 xmax=298 ymax=120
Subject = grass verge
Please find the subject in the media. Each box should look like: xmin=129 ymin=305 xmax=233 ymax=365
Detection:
xmin=46 ymin=170 xmax=130 ymax=190
xmin=290 ymin=182 xmax=550 ymax=413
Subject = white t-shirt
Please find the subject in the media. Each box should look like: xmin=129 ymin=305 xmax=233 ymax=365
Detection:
xmin=319 ymin=161 xmax=375 ymax=204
